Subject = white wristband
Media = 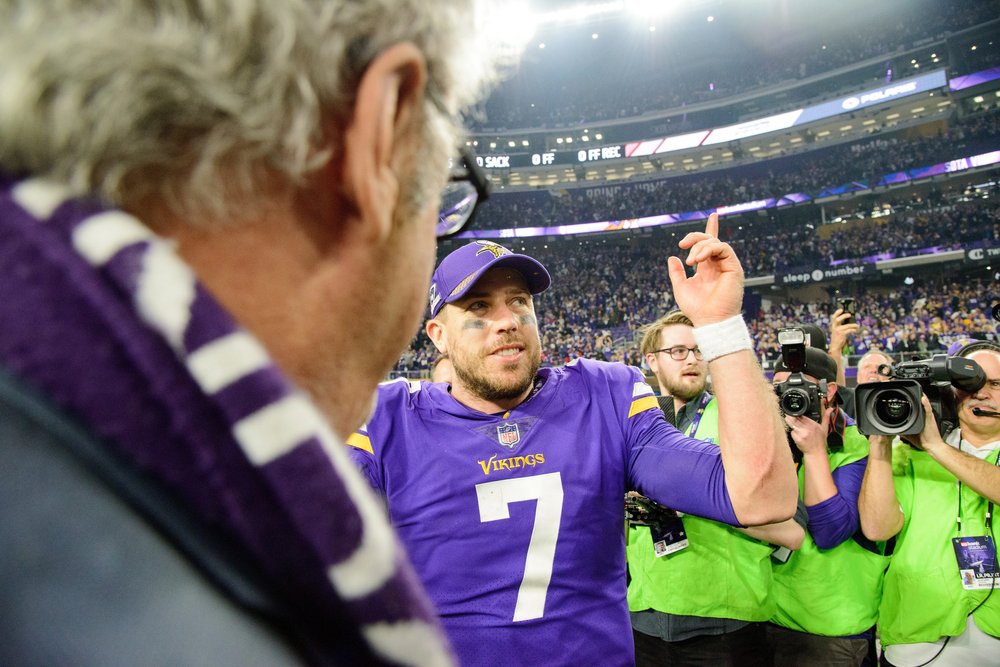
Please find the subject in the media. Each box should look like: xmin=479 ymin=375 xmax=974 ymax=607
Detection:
xmin=693 ymin=315 xmax=753 ymax=362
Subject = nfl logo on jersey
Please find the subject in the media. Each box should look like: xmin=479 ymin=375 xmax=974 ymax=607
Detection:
xmin=496 ymin=422 xmax=520 ymax=448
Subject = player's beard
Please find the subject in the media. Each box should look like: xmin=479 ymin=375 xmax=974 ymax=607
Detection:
xmin=453 ymin=341 xmax=542 ymax=403
xmin=659 ymin=370 xmax=705 ymax=403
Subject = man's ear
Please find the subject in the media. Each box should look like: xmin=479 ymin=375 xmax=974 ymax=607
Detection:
xmin=340 ymin=42 xmax=428 ymax=244
xmin=426 ymin=315 xmax=447 ymax=355
xmin=826 ymin=381 xmax=839 ymax=404
xmin=645 ymin=352 xmax=659 ymax=373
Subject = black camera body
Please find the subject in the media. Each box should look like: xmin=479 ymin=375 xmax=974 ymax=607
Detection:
xmin=625 ymin=493 xmax=678 ymax=528
xmin=775 ymin=373 xmax=826 ymax=423
xmin=774 ymin=328 xmax=827 ymax=424
xmin=854 ymin=355 xmax=986 ymax=436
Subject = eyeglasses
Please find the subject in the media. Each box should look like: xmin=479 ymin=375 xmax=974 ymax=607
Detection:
xmin=654 ymin=346 xmax=704 ymax=361
xmin=437 ymin=146 xmax=492 ymax=238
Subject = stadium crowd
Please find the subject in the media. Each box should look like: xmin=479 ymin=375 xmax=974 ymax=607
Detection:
xmin=734 ymin=199 xmax=999 ymax=275
xmin=750 ymin=276 xmax=998 ymax=366
xmin=472 ymin=0 xmax=997 ymax=130
xmin=472 ymin=106 xmax=1000 ymax=233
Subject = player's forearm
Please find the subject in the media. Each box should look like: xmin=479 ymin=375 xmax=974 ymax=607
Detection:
xmin=858 ymin=440 xmax=904 ymax=541
xmin=710 ymin=349 xmax=798 ymax=525
xmin=738 ymin=518 xmax=805 ymax=550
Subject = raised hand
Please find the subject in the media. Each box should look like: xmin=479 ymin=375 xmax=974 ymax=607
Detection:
xmin=667 ymin=212 xmax=745 ymax=327
xmin=829 ymin=308 xmax=860 ymax=354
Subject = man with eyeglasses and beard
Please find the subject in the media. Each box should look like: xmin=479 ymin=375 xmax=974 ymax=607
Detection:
xmin=347 ymin=214 xmax=799 ymax=667
xmin=627 ymin=310 xmax=805 ymax=667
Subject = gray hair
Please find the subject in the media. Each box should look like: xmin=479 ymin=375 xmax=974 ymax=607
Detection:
xmin=0 ymin=0 xmax=506 ymax=220
xmin=857 ymin=349 xmax=895 ymax=367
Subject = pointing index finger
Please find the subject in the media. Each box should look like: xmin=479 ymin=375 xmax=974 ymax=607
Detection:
xmin=705 ymin=211 xmax=719 ymax=238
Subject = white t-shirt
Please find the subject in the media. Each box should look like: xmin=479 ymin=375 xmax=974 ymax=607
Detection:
xmin=945 ymin=428 xmax=1000 ymax=459
xmin=883 ymin=616 xmax=1000 ymax=666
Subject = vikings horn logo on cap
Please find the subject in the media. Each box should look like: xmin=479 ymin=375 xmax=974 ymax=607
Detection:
xmin=428 ymin=241 xmax=551 ymax=318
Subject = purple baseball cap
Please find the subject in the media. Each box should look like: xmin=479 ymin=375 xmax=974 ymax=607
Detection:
xmin=428 ymin=241 xmax=551 ymax=317
xmin=947 ymin=339 xmax=975 ymax=356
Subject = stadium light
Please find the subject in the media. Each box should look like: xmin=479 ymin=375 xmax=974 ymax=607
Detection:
xmin=624 ymin=0 xmax=674 ymax=19
xmin=485 ymin=1 xmax=538 ymax=55
xmin=526 ymin=0 xmax=683 ymax=28
xmin=536 ymin=1 xmax=623 ymax=26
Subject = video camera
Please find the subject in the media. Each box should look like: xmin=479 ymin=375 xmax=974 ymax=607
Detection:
xmin=854 ymin=355 xmax=985 ymax=436
xmin=774 ymin=328 xmax=826 ymax=423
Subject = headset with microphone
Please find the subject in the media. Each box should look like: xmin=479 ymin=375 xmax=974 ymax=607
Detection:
xmin=957 ymin=342 xmax=1000 ymax=421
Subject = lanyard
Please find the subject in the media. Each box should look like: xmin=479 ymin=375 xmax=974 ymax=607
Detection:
xmin=957 ymin=482 xmax=994 ymax=536
xmin=955 ymin=439 xmax=998 ymax=536
xmin=687 ymin=393 xmax=713 ymax=438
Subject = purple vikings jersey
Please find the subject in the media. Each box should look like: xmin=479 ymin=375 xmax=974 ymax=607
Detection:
xmin=348 ymin=359 xmax=738 ymax=666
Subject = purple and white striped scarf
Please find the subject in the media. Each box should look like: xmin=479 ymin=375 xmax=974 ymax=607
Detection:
xmin=0 ymin=176 xmax=454 ymax=667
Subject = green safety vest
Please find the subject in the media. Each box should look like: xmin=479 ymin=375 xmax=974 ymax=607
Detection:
xmin=626 ymin=396 xmax=776 ymax=621
xmin=770 ymin=423 xmax=890 ymax=636
xmin=878 ymin=444 xmax=1000 ymax=646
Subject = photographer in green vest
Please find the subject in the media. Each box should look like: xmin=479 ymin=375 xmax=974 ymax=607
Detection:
xmin=766 ymin=334 xmax=889 ymax=666
xmin=859 ymin=341 xmax=1000 ymax=666
xmin=627 ymin=311 xmax=805 ymax=666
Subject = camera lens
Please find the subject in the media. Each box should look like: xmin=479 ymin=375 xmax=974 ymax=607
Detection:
xmin=874 ymin=394 xmax=910 ymax=425
xmin=780 ymin=388 xmax=809 ymax=416
xmin=871 ymin=389 xmax=914 ymax=429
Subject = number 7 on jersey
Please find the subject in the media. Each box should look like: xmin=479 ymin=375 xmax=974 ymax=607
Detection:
xmin=475 ymin=472 xmax=564 ymax=622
